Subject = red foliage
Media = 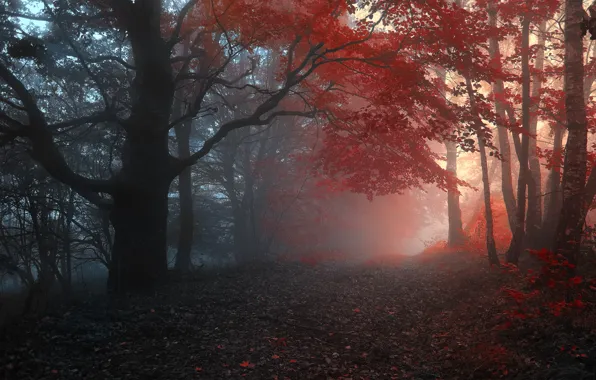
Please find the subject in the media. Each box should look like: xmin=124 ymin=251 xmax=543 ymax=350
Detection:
xmin=500 ymin=248 xmax=593 ymax=327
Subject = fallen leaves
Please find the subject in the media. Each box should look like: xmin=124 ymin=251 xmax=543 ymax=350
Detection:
xmin=239 ymin=361 xmax=255 ymax=368
xmin=1 ymin=256 xmax=594 ymax=380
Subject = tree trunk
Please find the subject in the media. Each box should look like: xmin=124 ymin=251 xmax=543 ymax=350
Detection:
xmin=220 ymin=134 xmax=249 ymax=262
xmin=464 ymin=73 xmax=499 ymax=265
xmin=61 ymin=188 xmax=76 ymax=294
xmin=108 ymin=133 xmax=173 ymax=293
xmin=526 ymin=20 xmax=547 ymax=247
xmin=436 ymin=64 xmax=466 ymax=247
xmin=487 ymin=3 xmax=517 ymax=233
xmin=446 ymin=140 xmax=466 ymax=246
xmin=106 ymin=2 xmax=176 ymax=293
xmin=174 ymin=119 xmax=194 ymax=273
xmin=241 ymin=135 xmax=260 ymax=256
xmin=506 ymin=16 xmax=532 ymax=265
xmin=576 ymin=43 xmax=596 ymax=221
xmin=554 ymin=0 xmax=588 ymax=275
xmin=109 ymin=184 xmax=170 ymax=293
xmin=542 ymin=126 xmax=564 ymax=244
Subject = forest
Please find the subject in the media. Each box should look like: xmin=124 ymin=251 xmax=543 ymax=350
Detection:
xmin=1 ymin=0 xmax=596 ymax=378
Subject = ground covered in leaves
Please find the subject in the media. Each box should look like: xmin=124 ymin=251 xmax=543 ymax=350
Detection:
xmin=1 ymin=252 xmax=595 ymax=380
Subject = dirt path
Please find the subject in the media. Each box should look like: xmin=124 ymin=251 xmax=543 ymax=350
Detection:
xmin=1 ymin=255 xmax=594 ymax=379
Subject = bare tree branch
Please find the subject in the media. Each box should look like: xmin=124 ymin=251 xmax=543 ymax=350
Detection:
xmin=87 ymin=55 xmax=136 ymax=70
xmin=167 ymin=0 xmax=199 ymax=50
xmin=0 ymin=61 xmax=114 ymax=207
xmin=48 ymin=110 xmax=120 ymax=130
xmin=176 ymin=109 xmax=318 ymax=173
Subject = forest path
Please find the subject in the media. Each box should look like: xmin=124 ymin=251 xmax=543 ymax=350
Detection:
xmin=1 ymin=253 xmax=594 ymax=379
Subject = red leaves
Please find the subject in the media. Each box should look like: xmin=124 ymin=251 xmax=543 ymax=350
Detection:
xmin=502 ymin=287 xmax=533 ymax=303
xmin=569 ymin=276 xmax=583 ymax=285
xmin=239 ymin=361 xmax=254 ymax=368
xmin=500 ymin=248 xmax=593 ymax=325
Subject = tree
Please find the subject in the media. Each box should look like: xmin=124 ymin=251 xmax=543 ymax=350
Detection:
xmin=553 ymin=0 xmax=590 ymax=274
xmin=0 ymin=0 xmax=393 ymax=292
xmin=487 ymin=1 xmax=517 ymax=234
xmin=526 ymin=20 xmax=548 ymax=247
xmin=506 ymin=12 xmax=532 ymax=265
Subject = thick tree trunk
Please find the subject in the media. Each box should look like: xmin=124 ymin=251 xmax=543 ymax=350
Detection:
xmin=506 ymin=16 xmax=532 ymax=265
xmin=554 ymin=0 xmax=588 ymax=274
xmin=174 ymin=120 xmax=194 ymax=273
xmin=487 ymin=3 xmax=517 ymax=233
xmin=108 ymin=132 xmax=173 ymax=293
xmin=109 ymin=182 xmax=170 ymax=293
xmin=526 ymin=20 xmax=547 ymax=247
xmin=106 ymin=1 xmax=176 ymax=293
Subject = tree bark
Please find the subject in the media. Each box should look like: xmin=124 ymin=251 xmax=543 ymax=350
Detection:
xmin=554 ymin=0 xmax=588 ymax=275
xmin=542 ymin=126 xmax=564 ymax=245
xmin=487 ymin=3 xmax=517 ymax=233
xmin=506 ymin=16 xmax=532 ymax=265
xmin=575 ymin=43 xmax=596 ymax=221
xmin=526 ymin=20 xmax=547 ymax=247
xmin=106 ymin=1 xmax=177 ymax=293
xmin=465 ymin=73 xmax=499 ymax=265
xmin=109 ymin=175 xmax=171 ymax=293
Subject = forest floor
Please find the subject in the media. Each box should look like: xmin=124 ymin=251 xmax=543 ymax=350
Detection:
xmin=1 ymin=252 xmax=595 ymax=380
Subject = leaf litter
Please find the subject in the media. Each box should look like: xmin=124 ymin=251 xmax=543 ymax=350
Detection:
xmin=0 ymin=254 xmax=595 ymax=379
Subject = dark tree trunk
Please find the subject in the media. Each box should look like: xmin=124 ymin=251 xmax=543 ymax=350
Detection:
xmin=174 ymin=120 xmax=194 ymax=273
xmin=106 ymin=1 xmax=176 ymax=293
xmin=108 ymin=131 xmax=173 ymax=293
xmin=506 ymin=16 xmax=532 ymax=265
xmin=109 ymin=181 xmax=170 ymax=293
xmin=487 ymin=3 xmax=517 ymax=233
xmin=526 ymin=20 xmax=547 ymax=247
xmin=60 ymin=188 xmax=76 ymax=294
xmin=554 ymin=0 xmax=588 ymax=275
